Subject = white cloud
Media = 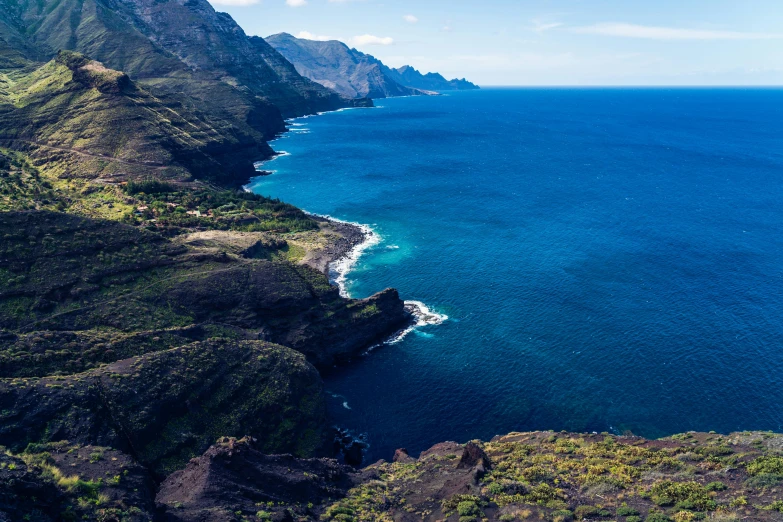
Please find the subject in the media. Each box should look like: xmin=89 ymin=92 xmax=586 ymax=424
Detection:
xmin=286 ymin=0 xmax=307 ymax=6
xmin=208 ymin=0 xmax=259 ymax=5
xmin=531 ymin=20 xmax=562 ymax=33
xmin=404 ymin=15 xmax=419 ymax=24
xmin=573 ymin=23 xmax=783 ymax=40
xmin=296 ymin=31 xmax=333 ymax=41
xmin=349 ymin=34 xmax=394 ymax=46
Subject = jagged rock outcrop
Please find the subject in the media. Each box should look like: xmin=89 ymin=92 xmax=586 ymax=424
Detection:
xmin=0 ymin=452 xmax=66 ymax=521
xmin=266 ymin=33 xmax=422 ymax=99
xmin=7 ymin=426 xmax=783 ymax=521
xmin=157 ymin=437 xmax=367 ymax=521
xmin=338 ymin=431 xmax=783 ymax=521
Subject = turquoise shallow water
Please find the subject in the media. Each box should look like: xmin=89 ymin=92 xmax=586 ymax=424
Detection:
xmin=248 ymin=88 xmax=783 ymax=462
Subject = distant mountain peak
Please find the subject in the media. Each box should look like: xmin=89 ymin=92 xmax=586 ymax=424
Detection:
xmin=267 ymin=33 xmax=478 ymax=99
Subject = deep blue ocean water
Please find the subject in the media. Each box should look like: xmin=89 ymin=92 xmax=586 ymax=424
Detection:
xmin=248 ymin=88 xmax=783 ymax=462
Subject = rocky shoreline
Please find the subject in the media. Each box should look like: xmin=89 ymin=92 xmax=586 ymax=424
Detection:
xmin=301 ymin=215 xmax=370 ymax=277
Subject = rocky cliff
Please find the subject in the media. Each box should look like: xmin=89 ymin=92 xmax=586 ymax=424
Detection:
xmin=387 ymin=64 xmax=480 ymax=91
xmin=266 ymin=33 xmax=421 ymax=99
xmin=160 ymin=431 xmax=783 ymax=521
xmin=5 ymin=430 xmax=783 ymax=521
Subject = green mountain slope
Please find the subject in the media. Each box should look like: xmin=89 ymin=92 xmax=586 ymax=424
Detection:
xmin=0 ymin=51 xmax=270 ymax=189
xmin=0 ymin=0 xmax=369 ymax=142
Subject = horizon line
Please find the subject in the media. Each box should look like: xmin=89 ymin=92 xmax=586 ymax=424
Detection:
xmin=473 ymin=84 xmax=783 ymax=89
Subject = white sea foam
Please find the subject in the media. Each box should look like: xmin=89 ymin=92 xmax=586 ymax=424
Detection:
xmin=363 ymin=300 xmax=449 ymax=352
xmin=307 ymin=213 xmax=381 ymax=298
xmin=309 ymin=213 xmax=449 ymax=347
xmin=253 ymin=151 xmax=290 ymax=170
xmin=342 ymin=401 xmax=352 ymax=410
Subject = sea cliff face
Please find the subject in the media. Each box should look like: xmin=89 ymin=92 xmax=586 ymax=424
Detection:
xmin=266 ymin=32 xmax=480 ymax=99
xmin=266 ymin=33 xmax=421 ymax=100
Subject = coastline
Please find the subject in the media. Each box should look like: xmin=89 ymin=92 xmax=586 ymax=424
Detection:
xmin=251 ymin=106 xmax=449 ymax=347
xmin=308 ymin=214 xmax=449 ymax=347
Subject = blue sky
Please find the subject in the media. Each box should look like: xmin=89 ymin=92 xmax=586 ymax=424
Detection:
xmin=208 ymin=0 xmax=783 ymax=85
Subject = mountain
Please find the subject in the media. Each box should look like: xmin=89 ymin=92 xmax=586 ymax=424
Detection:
xmin=267 ymin=32 xmax=479 ymax=99
xmin=0 ymin=51 xmax=270 ymax=188
xmin=0 ymin=0 xmax=369 ymax=142
xmin=266 ymin=33 xmax=422 ymax=99
xmin=387 ymin=64 xmax=480 ymax=91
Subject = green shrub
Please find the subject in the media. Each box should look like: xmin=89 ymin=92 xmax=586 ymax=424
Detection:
xmin=744 ymin=473 xmax=783 ymax=490
xmin=696 ymin=446 xmax=732 ymax=457
xmin=550 ymin=509 xmax=573 ymax=521
xmin=575 ymin=505 xmax=600 ymax=518
xmin=704 ymin=481 xmax=727 ymax=492
xmin=442 ymin=495 xmax=481 ymax=512
xmin=457 ymin=500 xmax=482 ymax=517
xmin=646 ymin=513 xmax=672 ymax=522
xmin=124 ymin=180 xmax=175 ymax=195
xmin=761 ymin=501 xmax=783 ymax=512
xmin=626 ymin=517 xmax=642 ymax=522
xmin=617 ymin=506 xmax=640 ymax=517
xmin=746 ymin=456 xmax=783 ymax=476
xmin=650 ymin=481 xmax=715 ymax=511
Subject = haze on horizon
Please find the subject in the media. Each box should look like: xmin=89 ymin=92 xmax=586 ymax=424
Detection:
xmin=207 ymin=0 xmax=783 ymax=86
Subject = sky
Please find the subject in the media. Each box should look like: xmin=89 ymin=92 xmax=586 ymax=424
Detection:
xmin=207 ymin=0 xmax=783 ymax=86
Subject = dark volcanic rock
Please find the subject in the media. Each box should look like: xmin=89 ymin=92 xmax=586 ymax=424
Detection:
xmin=457 ymin=441 xmax=491 ymax=470
xmin=393 ymin=448 xmax=415 ymax=463
xmin=276 ymin=287 xmax=413 ymax=368
xmin=0 ymin=212 xmax=412 ymax=373
xmin=0 ymin=340 xmax=327 ymax=476
xmin=157 ymin=437 xmax=363 ymax=521
xmin=0 ymin=452 xmax=64 ymax=521
xmin=0 ymin=442 xmax=158 ymax=521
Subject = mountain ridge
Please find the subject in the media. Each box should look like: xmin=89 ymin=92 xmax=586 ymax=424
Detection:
xmin=0 ymin=0 xmax=371 ymax=143
xmin=267 ymin=32 xmax=479 ymax=99
xmin=388 ymin=63 xmax=480 ymax=91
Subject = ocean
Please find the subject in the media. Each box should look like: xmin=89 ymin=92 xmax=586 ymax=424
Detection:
xmin=248 ymin=88 xmax=783 ymax=462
